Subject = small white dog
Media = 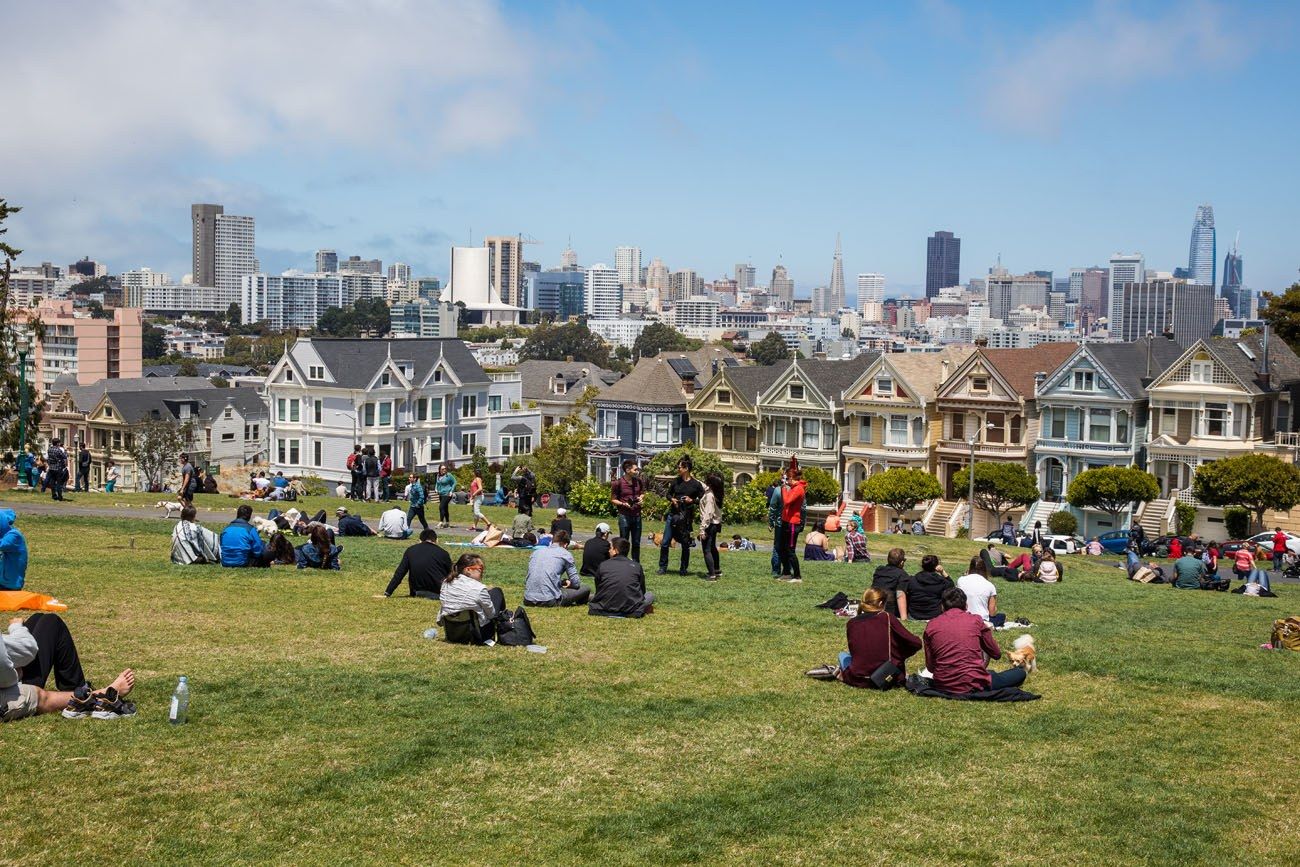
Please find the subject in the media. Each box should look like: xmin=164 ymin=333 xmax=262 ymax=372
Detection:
xmin=1007 ymin=634 xmax=1038 ymax=673
xmin=156 ymin=501 xmax=184 ymax=519
xmin=250 ymin=516 xmax=280 ymax=535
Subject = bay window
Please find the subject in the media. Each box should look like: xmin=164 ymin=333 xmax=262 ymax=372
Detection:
xmin=802 ymin=419 xmax=820 ymax=449
xmin=379 ymin=402 xmax=392 ymax=426
xmin=950 ymin=412 xmax=965 ymax=440
xmin=859 ymin=416 xmax=872 ymax=443
xmin=602 ymin=411 xmax=618 ymax=439
xmin=1116 ymin=410 xmax=1130 ymax=443
xmin=1205 ymin=403 xmax=1228 ymax=437
xmin=363 ymin=403 xmax=375 ymax=427
xmin=986 ymin=412 xmax=1005 ymax=444
xmin=1050 ymin=409 xmax=1066 ymax=439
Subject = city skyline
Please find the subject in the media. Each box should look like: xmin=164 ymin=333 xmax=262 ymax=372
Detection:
xmin=4 ymin=1 xmax=1299 ymax=297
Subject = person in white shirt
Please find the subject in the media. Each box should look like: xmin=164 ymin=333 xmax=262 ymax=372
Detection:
xmin=335 ymin=480 xmax=349 ymax=499
xmin=955 ymin=556 xmax=998 ymax=622
xmin=377 ymin=505 xmax=411 ymax=539
xmin=252 ymin=473 xmax=272 ymax=492
xmin=437 ymin=554 xmax=510 ymax=644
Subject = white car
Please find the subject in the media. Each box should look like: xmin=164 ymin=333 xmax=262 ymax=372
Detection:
xmin=1042 ymin=534 xmax=1082 ymax=555
xmin=1246 ymin=531 xmax=1300 ymax=556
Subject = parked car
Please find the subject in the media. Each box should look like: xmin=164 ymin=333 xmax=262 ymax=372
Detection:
xmin=1042 ymin=534 xmax=1083 ymax=555
xmin=1095 ymin=530 xmax=1132 ymax=554
xmin=1141 ymin=535 xmax=1197 ymax=557
xmin=1220 ymin=532 xmax=1300 ymax=557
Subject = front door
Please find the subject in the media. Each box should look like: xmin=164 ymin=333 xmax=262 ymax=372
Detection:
xmin=1046 ymin=462 xmax=1064 ymax=501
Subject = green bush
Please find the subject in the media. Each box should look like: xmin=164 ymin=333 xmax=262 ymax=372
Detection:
xmin=749 ymin=466 xmax=839 ymax=506
xmin=1175 ymin=501 xmax=1197 ymax=536
xmin=1047 ymin=510 xmax=1078 ymax=536
xmin=722 ymin=484 xmax=768 ymax=524
xmin=297 ymin=474 xmax=328 ymax=497
xmin=640 ymin=492 xmax=668 ymax=522
xmin=568 ymin=477 xmax=614 ymax=517
xmin=1224 ymin=506 xmax=1251 ymax=540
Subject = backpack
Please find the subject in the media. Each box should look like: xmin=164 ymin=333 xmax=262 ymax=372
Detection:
xmin=1272 ymin=616 xmax=1300 ymax=651
xmin=346 ymin=453 xmax=358 ymax=470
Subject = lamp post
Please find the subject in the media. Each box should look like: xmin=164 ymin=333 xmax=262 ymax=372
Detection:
xmin=16 ymin=332 xmax=29 ymax=486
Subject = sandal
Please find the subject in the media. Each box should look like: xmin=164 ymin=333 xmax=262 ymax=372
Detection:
xmin=804 ymin=664 xmax=840 ymax=680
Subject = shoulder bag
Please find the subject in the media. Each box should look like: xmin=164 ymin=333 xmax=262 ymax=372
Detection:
xmin=869 ymin=615 xmax=904 ymax=689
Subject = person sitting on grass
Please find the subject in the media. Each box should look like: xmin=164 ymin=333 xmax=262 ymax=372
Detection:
xmin=0 ymin=509 xmax=29 ymax=590
xmin=379 ymin=529 xmax=452 ymax=599
xmin=956 ymin=556 xmax=998 ymax=622
xmin=295 ymin=525 xmax=342 ymax=570
xmin=980 ymin=543 xmax=1029 ymax=581
xmin=1032 ymin=549 xmax=1063 ymax=583
xmin=588 ymin=536 xmax=655 ymax=618
xmin=844 ymin=518 xmax=871 ymax=563
xmin=923 ymin=587 xmax=1026 ymax=693
xmin=171 ymin=505 xmax=221 ymax=565
xmin=871 ymin=548 xmax=911 ymax=619
xmin=903 ymin=554 xmax=954 ymax=621
xmin=378 ymin=504 xmax=411 ymax=540
xmin=438 ymin=553 xmax=510 ymax=644
xmin=335 ymin=507 xmax=375 ymax=537
xmin=3 ymin=615 xmax=137 ymax=722
xmin=550 ymin=508 xmax=574 ymax=538
xmin=220 ymin=504 xmax=266 ymax=568
xmin=836 ymin=587 xmax=922 ymax=689
xmin=524 ymin=530 xmax=590 ymax=607
xmin=729 ymin=534 xmax=757 ymax=552
xmin=1172 ymin=547 xmax=1208 ymax=589
xmin=803 ymin=520 xmax=837 ymax=561
xmin=581 ymin=523 xmax=613 ymax=578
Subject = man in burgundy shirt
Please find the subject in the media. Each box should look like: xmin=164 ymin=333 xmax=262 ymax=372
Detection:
xmin=922 ymin=587 xmax=1025 ymax=693
xmin=610 ymin=460 xmax=645 ymax=562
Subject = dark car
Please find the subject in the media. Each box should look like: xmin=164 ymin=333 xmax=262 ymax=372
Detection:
xmin=1142 ymin=535 xmax=1197 ymax=557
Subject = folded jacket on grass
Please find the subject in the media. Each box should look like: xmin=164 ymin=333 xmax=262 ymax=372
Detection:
xmin=905 ymin=675 xmax=1039 ymax=702
xmin=0 ymin=590 xmax=68 ymax=612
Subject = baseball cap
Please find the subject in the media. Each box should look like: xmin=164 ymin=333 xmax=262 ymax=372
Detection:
xmin=595 ymin=522 xmax=610 ymax=534
xmin=335 ymin=507 xmax=348 ymax=515
xmin=556 ymin=507 xmax=567 ymax=515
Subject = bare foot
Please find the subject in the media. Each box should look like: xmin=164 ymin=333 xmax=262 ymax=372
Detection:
xmin=107 ymin=669 xmax=135 ymax=698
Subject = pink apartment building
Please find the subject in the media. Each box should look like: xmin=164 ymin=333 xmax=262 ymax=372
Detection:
xmin=17 ymin=300 xmax=143 ymax=398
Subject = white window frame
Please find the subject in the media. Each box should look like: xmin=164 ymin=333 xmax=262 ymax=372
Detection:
xmin=461 ymin=432 xmax=478 ymax=454
xmin=859 ymin=416 xmax=872 ymax=442
xmin=789 ymin=384 xmax=805 ymax=401
xmin=801 ymin=418 xmax=820 ymax=449
xmin=887 ymin=414 xmax=910 ymax=446
xmin=461 ymin=395 xmax=478 ymax=419
xmin=313 ymin=400 xmax=322 ymax=425
xmin=876 ymin=376 xmax=893 ymax=397
xmin=1073 ymin=371 xmax=1094 ymax=391
xmin=429 ymin=436 xmax=443 ymax=462
xmin=379 ymin=401 xmax=392 ymax=426
xmin=1190 ymin=360 xmax=1213 ymax=384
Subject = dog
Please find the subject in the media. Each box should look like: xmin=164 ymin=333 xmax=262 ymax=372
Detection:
xmin=250 ymin=516 xmax=280 ymax=535
xmin=1006 ymin=634 xmax=1037 ymax=673
xmin=156 ymin=501 xmax=185 ymax=519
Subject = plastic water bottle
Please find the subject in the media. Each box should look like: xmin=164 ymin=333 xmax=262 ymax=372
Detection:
xmin=526 ymin=644 xmax=548 ymax=654
xmin=169 ymin=676 xmax=190 ymax=725
xmin=422 ymin=628 xmax=439 ymax=640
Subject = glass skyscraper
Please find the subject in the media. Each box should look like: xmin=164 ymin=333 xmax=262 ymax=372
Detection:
xmin=925 ymin=230 xmax=960 ymax=298
xmin=1187 ymin=204 xmax=1216 ymax=289
xmin=1222 ymin=242 xmax=1244 ymax=317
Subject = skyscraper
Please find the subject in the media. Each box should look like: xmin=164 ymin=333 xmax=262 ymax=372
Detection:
xmin=1222 ymin=237 xmax=1244 ymax=316
xmin=1116 ymin=278 xmax=1214 ymax=346
xmin=560 ymin=242 xmax=579 ymax=271
xmin=315 ymin=249 xmax=338 ymax=273
xmin=1188 ymin=204 xmax=1216 ymax=289
xmin=584 ymin=264 xmax=622 ymax=319
xmin=734 ymin=263 xmax=756 ymax=294
xmin=388 ymin=262 xmax=411 ymax=281
xmin=191 ymin=203 xmax=223 ymax=287
xmin=857 ymin=273 xmax=884 ymax=312
xmin=1078 ymin=267 xmax=1109 ymax=319
xmin=828 ymin=233 xmax=846 ymax=312
xmin=925 ymin=231 xmax=960 ymax=298
xmin=1107 ymin=253 xmax=1145 ymax=335
xmin=770 ymin=264 xmax=794 ymax=308
xmin=614 ymin=246 xmax=642 ymax=288
xmin=214 ymin=214 xmax=256 ymax=304
xmin=484 ymin=236 xmax=523 ymax=306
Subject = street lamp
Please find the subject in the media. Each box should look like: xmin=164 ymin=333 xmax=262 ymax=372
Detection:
xmin=15 ymin=332 xmax=29 ymax=486
xmin=964 ymin=422 xmax=996 ymax=531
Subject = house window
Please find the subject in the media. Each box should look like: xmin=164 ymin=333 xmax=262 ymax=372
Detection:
xmin=1050 ymin=409 xmax=1066 ymax=438
xmin=1010 ymin=414 xmax=1023 ymax=444
xmin=859 ymin=416 xmax=872 ymax=442
xmin=772 ymin=418 xmax=787 ymax=447
xmin=488 ymin=395 xmax=502 ymax=413
xmin=461 ymin=432 xmax=478 ymax=454
xmin=789 ymin=384 xmax=805 ymax=401
xmin=822 ymin=421 xmax=835 ymax=450
xmin=277 ymin=438 xmax=300 ymax=465
xmin=1190 ymin=360 xmax=1213 ymax=383
xmin=888 ymin=415 xmax=910 ymax=446
xmin=309 ymin=365 xmax=325 ymax=379
xmin=876 ymin=376 xmax=893 ymax=396
xmin=461 ymin=395 xmax=477 ymax=419
xmin=747 ymin=428 xmax=758 ymax=450
xmin=1233 ymin=403 xmax=1246 ymax=438
xmin=417 ymin=398 xmax=428 ymax=421
xmin=801 ymin=419 xmax=820 ymax=449
xmin=1206 ymin=403 xmax=1228 ymax=437
xmin=363 ymin=403 xmax=375 ymax=427
xmin=1116 ymin=410 xmax=1130 ymax=443
xmin=430 ymin=399 xmax=442 ymax=422
xmin=970 ymin=376 xmax=988 ymax=394
xmin=1073 ymin=371 xmax=1094 ymax=391
xmin=514 ymin=435 xmax=532 ymax=454
xmin=602 ymin=411 xmax=618 ymax=439
xmin=113 ymin=431 xmax=122 ymax=449
xmin=1089 ymin=409 xmax=1111 ymax=442
xmin=379 ymin=402 xmax=392 ymax=426
xmin=986 ymin=412 xmax=1005 ymax=444
xmin=313 ymin=441 xmax=323 ymax=466
xmin=717 ymin=389 xmax=732 ymax=405
xmin=429 ymin=436 xmax=443 ymax=462
xmin=313 ymin=400 xmax=322 ymax=424
xmin=702 ymin=421 xmax=718 ymax=446
xmin=250 ymin=424 xmax=259 ymax=442
xmin=276 ymin=398 xmax=286 ymax=421
xmin=283 ymin=369 xmax=294 ymax=382
xmin=223 ymin=407 xmax=233 ymax=420
xmin=433 ymin=369 xmax=443 ymax=383
xmin=381 ymin=372 xmax=391 ymax=387
xmin=289 ymin=400 xmax=300 ymax=423
xmin=221 ymin=432 xmax=235 ymax=442
xmin=500 ymin=436 xmax=512 ymax=456
xmin=722 ymin=426 xmax=734 ymax=450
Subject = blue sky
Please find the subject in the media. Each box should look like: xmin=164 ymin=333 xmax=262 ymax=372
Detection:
xmin=5 ymin=0 xmax=1299 ymax=299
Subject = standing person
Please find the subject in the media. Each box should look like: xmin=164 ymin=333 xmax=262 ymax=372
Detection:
xmin=104 ymin=460 xmax=119 ymax=493
xmin=513 ymin=465 xmax=536 ymax=516
xmin=469 ymin=469 xmax=487 ymax=531
xmin=1233 ymin=543 xmax=1257 ymax=583
xmin=767 ymin=474 xmax=785 ymax=577
xmin=435 ymin=463 xmax=457 ymax=528
xmin=699 ymin=472 xmax=724 ymax=581
xmin=45 ymin=439 xmax=68 ymax=501
xmin=658 ymin=457 xmax=705 ymax=576
xmin=1130 ymin=522 xmax=1146 ymax=553
xmin=923 ymin=587 xmax=1026 ymax=693
xmin=347 ymin=445 xmax=363 ymax=501
xmin=75 ymin=442 xmax=91 ymax=493
xmin=1271 ymin=527 xmax=1289 ymax=572
xmin=379 ymin=452 xmax=393 ymax=501
xmin=1000 ymin=518 xmax=1016 ymax=545
xmin=406 ymin=474 xmax=429 ymax=531
xmin=363 ymin=447 xmax=381 ymax=502
xmin=379 ymin=529 xmax=452 ymax=599
xmin=1029 ymin=520 xmax=1045 ymax=547
xmin=178 ymin=453 xmax=196 ymax=504
xmin=610 ymin=460 xmax=645 ymax=562
xmin=775 ymin=467 xmax=807 ymax=583
xmin=589 ymin=537 xmax=656 ymax=618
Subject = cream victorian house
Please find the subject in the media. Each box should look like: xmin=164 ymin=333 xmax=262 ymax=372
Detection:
xmin=687 ymin=363 xmax=785 ymax=485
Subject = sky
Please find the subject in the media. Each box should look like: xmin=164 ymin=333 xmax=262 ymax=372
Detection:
xmin=4 ymin=0 xmax=1299 ymax=301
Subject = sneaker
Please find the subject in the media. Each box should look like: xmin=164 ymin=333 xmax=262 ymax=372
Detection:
xmin=61 ymin=684 xmax=96 ymax=719
xmin=784 ymin=577 xmax=803 ymax=583
xmin=703 ymin=574 xmax=719 ymax=581
xmin=656 ymin=569 xmax=668 ymax=575
xmin=91 ymin=687 xmax=137 ymax=720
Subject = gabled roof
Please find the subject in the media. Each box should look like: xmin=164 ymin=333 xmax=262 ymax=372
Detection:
xmin=795 ymin=353 xmax=879 ymax=400
xmin=883 ymin=347 xmax=976 ymax=401
xmin=720 ymin=363 xmax=785 ymax=403
xmin=299 ymin=338 xmax=489 ymax=389
xmin=517 ymin=361 xmax=622 ymax=404
xmin=1082 ymin=340 xmax=1186 ymax=399
xmin=981 ymin=343 xmax=1078 ymax=398
xmin=195 ymin=387 xmax=269 ymax=421
xmin=59 ymin=376 xmax=219 ymax=414
xmin=1203 ymin=333 xmax=1300 ymax=393
xmin=144 ymin=363 xmax=259 ymax=378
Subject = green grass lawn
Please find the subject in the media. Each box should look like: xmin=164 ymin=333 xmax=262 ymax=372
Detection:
xmin=2 ymin=514 xmax=1298 ymax=865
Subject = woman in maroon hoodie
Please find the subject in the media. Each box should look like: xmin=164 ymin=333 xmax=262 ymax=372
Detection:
xmin=837 ymin=587 xmax=923 ymax=689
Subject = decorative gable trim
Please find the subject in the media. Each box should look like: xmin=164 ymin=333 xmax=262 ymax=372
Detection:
xmin=1148 ymin=339 xmax=1249 ymax=392
xmin=935 ymin=351 xmax=1017 ymax=402
xmin=758 ymin=360 xmax=831 ymax=411
xmin=688 ymin=368 xmax=756 ymax=415
xmin=1040 ymin=346 xmax=1129 ymax=401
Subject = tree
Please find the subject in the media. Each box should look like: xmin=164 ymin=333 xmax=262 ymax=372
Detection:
xmin=226 ymin=302 xmax=242 ymax=327
xmin=841 ymin=327 xmax=855 ymax=340
xmin=1192 ymin=453 xmax=1300 ymax=532
xmin=573 ymin=384 xmax=600 ymax=426
xmin=529 ymin=413 xmax=591 ymax=497
xmin=952 ymin=462 xmax=1039 ymax=525
xmin=86 ymin=300 xmax=112 ymax=320
xmin=632 ymin=321 xmax=702 ymax=359
xmin=519 ymin=320 xmax=615 ymax=367
xmin=140 ymin=321 xmax=166 ymax=360
xmin=0 ymin=198 xmax=43 ymax=455
xmin=1259 ymin=282 xmax=1300 ymax=351
xmin=856 ymin=468 xmax=942 ymax=522
xmin=644 ymin=443 xmax=731 ymax=486
xmin=1065 ymin=466 xmax=1160 ymax=528
xmin=749 ymin=331 xmax=790 ymax=366
xmin=751 ymin=467 xmax=840 ymax=506
xmin=209 ymin=376 xmax=229 ymax=388
xmin=128 ymin=416 xmax=193 ymax=493
xmin=177 ymin=357 xmax=200 ymax=377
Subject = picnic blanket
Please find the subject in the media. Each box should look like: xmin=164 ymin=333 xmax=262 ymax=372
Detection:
xmin=905 ymin=674 xmax=1039 ymax=702
xmin=0 ymin=590 xmax=68 ymax=612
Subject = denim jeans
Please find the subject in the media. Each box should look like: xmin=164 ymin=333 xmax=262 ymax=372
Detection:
xmin=618 ymin=514 xmax=643 ymax=561
xmin=407 ymin=504 xmax=428 ymax=530
xmin=989 ymin=668 xmax=1027 ymax=690
xmin=838 ymin=651 xmax=852 ymax=670
xmin=658 ymin=517 xmax=689 ymax=573
xmin=1250 ymin=568 xmax=1273 ymax=591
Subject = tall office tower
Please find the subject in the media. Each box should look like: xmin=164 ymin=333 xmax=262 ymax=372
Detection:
xmin=214 ymin=214 xmax=256 ymax=304
xmin=1116 ymin=278 xmax=1214 ymax=346
xmin=387 ymin=262 xmax=411 ymax=281
xmin=811 ymin=286 xmax=830 ymax=315
xmin=530 ymin=271 xmax=587 ymax=320
xmin=315 ymin=249 xmax=338 ymax=273
xmin=986 ymin=271 xmax=1050 ymax=320
xmin=669 ymin=269 xmax=700 ymax=302
xmin=857 ymin=273 xmax=885 ymax=313
xmin=735 ymin=263 xmax=756 ymax=293
xmin=191 ymin=203 xmax=224 ymax=288
xmin=828 ymin=233 xmax=846 ymax=311
xmin=1079 ymin=267 xmax=1109 ymax=318
xmin=1068 ymin=268 xmax=1085 ymax=302
xmin=925 ymin=230 xmax=960 ymax=298
xmin=770 ymin=263 xmax=794 ymax=307
xmin=645 ymin=257 xmax=670 ymax=294
xmin=584 ymin=264 xmax=622 ymax=319
xmin=1222 ymin=237 xmax=1244 ymax=316
xmin=614 ymin=246 xmax=642 ymax=288
xmin=339 ymin=255 xmax=382 ymax=275
xmin=560 ymin=240 xmax=579 ymax=270
xmin=484 ymin=236 xmax=523 ymax=306
xmin=1107 ymin=253 xmax=1145 ymax=335
xmin=1188 ymin=204 xmax=1216 ymax=290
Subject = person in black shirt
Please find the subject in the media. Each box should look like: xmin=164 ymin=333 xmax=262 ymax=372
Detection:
xmin=581 ymin=523 xmax=613 ymax=577
xmin=550 ymin=508 xmax=574 ymax=538
xmin=335 ymin=507 xmax=376 ymax=537
xmin=589 ymin=536 xmax=655 ymax=617
xmin=46 ymin=439 xmax=69 ymax=501
xmin=75 ymin=443 xmax=91 ymax=492
xmin=658 ymin=457 xmax=705 ymax=575
xmin=902 ymin=554 xmax=954 ymax=621
xmin=379 ymin=529 xmax=453 ymax=599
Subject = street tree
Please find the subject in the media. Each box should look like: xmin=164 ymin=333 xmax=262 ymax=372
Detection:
xmin=1192 ymin=453 xmax=1300 ymax=532
xmin=1066 ymin=466 xmax=1160 ymax=528
xmin=856 ymin=468 xmax=943 ymax=524
xmin=952 ymin=462 xmax=1039 ymax=526
xmin=128 ymin=416 xmax=194 ymax=493
xmin=749 ymin=331 xmax=790 ymax=366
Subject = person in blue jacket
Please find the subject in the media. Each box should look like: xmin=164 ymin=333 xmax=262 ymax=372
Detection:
xmin=435 ymin=464 xmax=458 ymax=528
xmin=0 ymin=509 xmax=29 ymax=590
xmin=220 ymin=504 xmax=267 ymax=568
xmin=295 ymin=525 xmax=342 ymax=570
xmin=406 ymin=474 xmax=429 ymax=531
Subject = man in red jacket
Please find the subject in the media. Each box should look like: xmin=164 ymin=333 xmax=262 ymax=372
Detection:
xmin=1271 ymin=527 xmax=1289 ymax=572
xmin=922 ymin=587 xmax=1024 ymax=693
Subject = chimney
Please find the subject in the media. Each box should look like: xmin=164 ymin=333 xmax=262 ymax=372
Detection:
xmin=682 ymin=378 xmax=695 ymax=396
xmin=1257 ymin=323 xmax=1272 ymax=390
xmin=711 ymin=359 xmax=718 ymax=376
xmin=1033 ymin=371 xmax=1046 ymax=397
xmin=939 ymin=358 xmax=950 ymax=384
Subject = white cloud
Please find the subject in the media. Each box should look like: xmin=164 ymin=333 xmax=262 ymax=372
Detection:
xmin=981 ymin=1 xmax=1250 ymax=136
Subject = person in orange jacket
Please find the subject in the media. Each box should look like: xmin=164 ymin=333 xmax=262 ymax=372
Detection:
xmin=777 ymin=468 xmax=807 ymax=582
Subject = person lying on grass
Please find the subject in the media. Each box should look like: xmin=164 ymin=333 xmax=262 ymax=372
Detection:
xmin=836 ymin=587 xmax=922 ymax=689
xmin=295 ymin=525 xmax=343 ymax=570
xmin=922 ymin=587 xmax=1026 ymax=693
xmin=2 ymin=615 xmax=136 ymax=722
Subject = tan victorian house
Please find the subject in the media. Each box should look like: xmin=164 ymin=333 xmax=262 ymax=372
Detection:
xmin=687 ymin=363 xmax=785 ymax=485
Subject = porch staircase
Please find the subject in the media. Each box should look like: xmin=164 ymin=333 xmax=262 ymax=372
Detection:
xmin=1136 ymin=496 xmax=1175 ymax=537
xmin=1020 ymin=499 xmax=1065 ymax=532
xmin=924 ymin=499 xmax=960 ymax=537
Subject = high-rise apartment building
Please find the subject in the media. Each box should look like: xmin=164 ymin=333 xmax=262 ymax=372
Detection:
xmin=1188 ymin=204 xmax=1216 ymax=290
xmin=215 ymin=214 xmax=257 ymax=305
xmin=338 ymin=255 xmax=382 ymax=275
xmin=15 ymin=300 xmax=143 ymax=396
xmin=811 ymin=286 xmax=830 ymax=316
xmin=828 ymin=234 xmax=846 ymax=312
xmin=986 ymin=270 xmax=1050 ymax=321
xmin=925 ymin=230 xmax=960 ymax=298
xmin=669 ymin=269 xmax=702 ymax=302
xmin=485 ymin=236 xmax=523 ymax=306
xmin=1222 ymin=239 xmax=1244 ymax=317
xmin=315 ymin=249 xmax=338 ymax=273
xmin=387 ymin=262 xmax=411 ymax=282
xmin=1074 ymin=267 xmax=1109 ymax=319
xmin=1116 ymin=279 xmax=1214 ymax=346
xmin=242 ymin=273 xmax=349 ymax=331
xmin=672 ymin=296 xmax=720 ymax=330
xmin=584 ymin=264 xmax=622 ymax=319
xmin=614 ymin=246 xmax=641 ymax=288
xmin=770 ymin=264 xmax=794 ymax=308
xmin=191 ymin=203 xmax=223 ymax=287
xmin=857 ymin=273 xmax=885 ymax=312
xmin=1107 ymin=253 xmax=1145 ymax=335
xmin=121 ymin=267 xmax=171 ymax=292
xmin=735 ymin=263 xmax=756 ymax=293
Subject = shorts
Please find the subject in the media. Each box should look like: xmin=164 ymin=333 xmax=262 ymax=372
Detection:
xmin=1 ymin=683 xmax=40 ymax=722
